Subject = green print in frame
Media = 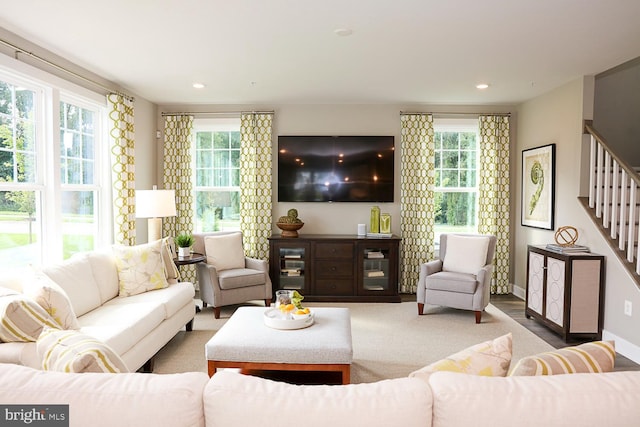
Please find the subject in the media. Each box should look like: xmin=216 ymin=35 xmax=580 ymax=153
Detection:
xmin=521 ymin=143 xmax=555 ymax=230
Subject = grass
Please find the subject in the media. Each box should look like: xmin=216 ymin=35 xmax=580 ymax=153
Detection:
xmin=0 ymin=231 xmax=93 ymax=258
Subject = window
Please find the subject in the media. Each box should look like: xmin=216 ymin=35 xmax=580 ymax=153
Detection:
xmin=193 ymin=118 xmax=241 ymax=232
xmin=0 ymin=60 xmax=108 ymax=271
xmin=433 ymin=118 xmax=479 ymax=243
xmin=59 ymin=99 xmax=102 ymax=258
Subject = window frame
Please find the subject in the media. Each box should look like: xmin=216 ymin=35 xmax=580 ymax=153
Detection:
xmin=0 ymin=54 xmax=110 ymax=269
xmin=432 ymin=118 xmax=480 ymax=245
xmin=192 ymin=117 xmax=241 ymax=232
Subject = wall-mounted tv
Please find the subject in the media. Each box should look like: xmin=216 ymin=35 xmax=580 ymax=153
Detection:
xmin=278 ymin=135 xmax=394 ymax=202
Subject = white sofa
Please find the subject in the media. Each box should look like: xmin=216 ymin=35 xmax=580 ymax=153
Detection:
xmin=0 ymin=246 xmax=195 ymax=371
xmin=1 ymin=364 xmax=639 ymax=427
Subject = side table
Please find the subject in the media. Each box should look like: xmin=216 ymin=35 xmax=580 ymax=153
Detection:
xmin=173 ymin=252 xmax=206 ymax=270
xmin=173 ymin=252 xmax=206 ymax=312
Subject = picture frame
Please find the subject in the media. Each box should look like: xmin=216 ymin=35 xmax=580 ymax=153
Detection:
xmin=521 ymin=143 xmax=555 ymax=230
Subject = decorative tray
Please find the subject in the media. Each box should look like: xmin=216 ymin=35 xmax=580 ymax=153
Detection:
xmin=263 ymin=308 xmax=314 ymax=330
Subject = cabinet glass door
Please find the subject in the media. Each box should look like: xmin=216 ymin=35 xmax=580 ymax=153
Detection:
xmin=361 ymin=247 xmax=391 ymax=292
xmin=279 ymin=246 xmax=306 ymax=291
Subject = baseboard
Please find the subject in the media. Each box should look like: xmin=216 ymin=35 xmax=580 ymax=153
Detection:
xmin=512 ymin=284 xmax=526 ymax=300
xmin=603 ymin=329 xmax=640 ymax=365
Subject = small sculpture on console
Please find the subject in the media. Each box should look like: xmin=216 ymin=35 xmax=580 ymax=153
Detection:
xmin=276 ymin=209 xmax=304 ymax=237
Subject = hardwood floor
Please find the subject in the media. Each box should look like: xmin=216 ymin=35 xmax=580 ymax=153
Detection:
xmin=490 ymin=294 xmax=640 ymax=371
xmin=403 ymin=293 xmax=639 ymax=371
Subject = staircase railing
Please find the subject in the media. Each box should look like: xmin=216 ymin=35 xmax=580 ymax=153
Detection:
xmin=585 ymin=122 xmax=640 ymax=280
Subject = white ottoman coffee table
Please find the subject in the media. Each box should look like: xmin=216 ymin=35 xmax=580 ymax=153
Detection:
xmin=205 ymin=306 xmax=353 ymax=384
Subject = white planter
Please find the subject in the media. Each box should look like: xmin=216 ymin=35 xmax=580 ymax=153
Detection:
xmin=178 ymin=247 xmax=190 ymax=258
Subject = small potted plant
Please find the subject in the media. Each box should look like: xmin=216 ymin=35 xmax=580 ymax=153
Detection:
xmin=175 ymin=233 xmax=194 ymax=258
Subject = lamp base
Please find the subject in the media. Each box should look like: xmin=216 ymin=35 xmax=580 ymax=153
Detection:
xmin=148 ymin=218 xmax=163 ymax=242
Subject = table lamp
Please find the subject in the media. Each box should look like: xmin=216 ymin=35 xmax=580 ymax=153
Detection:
xmin=135 ymin=185 xmax=177 ymax=242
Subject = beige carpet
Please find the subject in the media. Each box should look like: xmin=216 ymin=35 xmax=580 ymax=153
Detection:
xmin=153 ymin=301 xmax=554 ymax=383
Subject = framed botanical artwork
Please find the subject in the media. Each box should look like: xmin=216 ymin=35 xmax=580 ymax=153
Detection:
xmin=521 ymin=143 xmax=556 ymax=230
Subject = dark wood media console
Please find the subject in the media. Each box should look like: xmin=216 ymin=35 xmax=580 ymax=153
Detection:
xmin=268 ymin=234 xmax=401 ymax=302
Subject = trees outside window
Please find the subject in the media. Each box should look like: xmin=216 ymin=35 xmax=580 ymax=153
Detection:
xmin=433 ymin=119 xmax=479 ymax=243
xmin=193 ymin=118 xmax=241 ymax=232
xmin=0 ymin=67 xmax=107 ymax=270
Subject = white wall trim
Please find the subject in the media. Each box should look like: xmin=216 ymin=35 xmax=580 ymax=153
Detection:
xmin=603 ymin=329 xmax=640 ymax=365
xmin=512 ymin=284 xmax=526 ymax=300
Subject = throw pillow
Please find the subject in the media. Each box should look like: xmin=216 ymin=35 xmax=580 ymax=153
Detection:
xmin=442 ymin=234 xmax=490 ymax=275
xmin=409 ymin=333 xmax=512 ymax=382
xmin=204 ymin=233 xmax=245 ymax=271
xmin=0 ymin=287 xmax=61 ymax=342
xmin=161 ymin=236 xmax=180 ymax=284
xmin=23 ymin=270 xmax=80 ymax=330
xmin=509 ymin=340 xmax=615 ymax=376
xmin=113 ymin=239 xmax=169 ymax=297
xmin=37 ymin=326 xmax=129 ymax=373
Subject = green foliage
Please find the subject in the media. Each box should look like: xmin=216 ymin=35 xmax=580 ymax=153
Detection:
xmin=278 ymin=208 xmax=303 ymax=224
xmin=175 ymin=233 xmax=195 ymax=248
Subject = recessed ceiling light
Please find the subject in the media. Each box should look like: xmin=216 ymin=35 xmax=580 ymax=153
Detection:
xmin=476 ymin=83 xmax=490 ymax=89
xmin=192 ymin=82 xmax=205 ymax=89
xmin=334 ymin=28 xmax=353 ymax=37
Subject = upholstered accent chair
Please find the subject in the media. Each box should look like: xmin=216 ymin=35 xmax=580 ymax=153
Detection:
xmin=416 ymin=233 xmax=497 ymax=323
xmin=193 ymin=232 xmax=272 ymax=319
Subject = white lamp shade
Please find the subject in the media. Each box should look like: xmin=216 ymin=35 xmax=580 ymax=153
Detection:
xmin=135 ymin=189 xmax=177 ymax=218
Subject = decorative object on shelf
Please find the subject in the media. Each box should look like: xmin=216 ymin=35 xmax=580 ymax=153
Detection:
xmin=175 ymin=233 xmax=194 ymax=258
xmin=554 ymin=225 xmax=579 ymax=246
xmin=357 ymin=223 xmax=366 ymax=236
xmin=370 ymin=206 xmax=380 ymax=233
xmin=546 ymin=225 xmax=588 ymax=253
xmin=366 ymin=232 xmax=393 ymax=238
xmin=380 ymin=213 xmax=391 ymax=234
xmin=276 ymin=208 xmax=304 ymax=237
xmin=521 ymin=143 xmax=555 ymax=230
xmin=545 ymin=243 xmax=589 ymax=254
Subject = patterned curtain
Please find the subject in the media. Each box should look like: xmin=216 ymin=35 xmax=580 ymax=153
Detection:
xmin=400 ymin=114 xmax=435 ymax=293
xmin=478 ymin=115 xmax=510 ymax=294
xmin=107 ymin=93 xmax=136 ymax=246
xmin=163 ymin=115 xmax=195 ymax=283
xmin=239 ymin=113 xmax=273 ymax=260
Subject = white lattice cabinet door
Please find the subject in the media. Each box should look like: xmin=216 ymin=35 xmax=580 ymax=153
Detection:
xmin=526 ymin=251 xmax=545 ymax=316
xmin=545 ymin=257 xmax=565 ymax=327
xmin=525 ymin=245 xmax=604 ymax=342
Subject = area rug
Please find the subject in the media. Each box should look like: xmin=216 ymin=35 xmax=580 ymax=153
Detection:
xmin=153 ymin=301 xmax=555 ymax=383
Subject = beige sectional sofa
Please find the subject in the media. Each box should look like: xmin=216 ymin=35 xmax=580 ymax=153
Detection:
xmin=1 ymin=364 xmax=639 ymax=427
xmin=0 ymin=245 xmax=195 ymax=371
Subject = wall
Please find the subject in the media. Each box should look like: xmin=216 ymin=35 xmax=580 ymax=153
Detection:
xmin=593 ymin=57 xmax=640 ymax=165
xmin=156 ymin=103 xmax=514 ymax=238
xmin=515 ymin=77 xmax=640 ymax=363
xmin=132 ymin=98 xmax=158 ymax=244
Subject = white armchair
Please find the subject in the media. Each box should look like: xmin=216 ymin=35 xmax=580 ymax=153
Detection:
xmin=416 ymin=233 xmax=497 ymax=323
xmin=193 ymin=231 xmax=272 ymax=319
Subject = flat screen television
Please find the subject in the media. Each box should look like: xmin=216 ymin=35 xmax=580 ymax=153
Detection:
xmin=278 ymin=135 xmax=394 ymax=202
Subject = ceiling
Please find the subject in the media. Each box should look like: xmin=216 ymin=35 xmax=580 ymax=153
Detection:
xmin=1 ymin=0 xmax=639 ymax=106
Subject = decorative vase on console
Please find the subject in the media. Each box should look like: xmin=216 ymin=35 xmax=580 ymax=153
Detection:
xmin=370 ymin=206 xmax=380 ymax=234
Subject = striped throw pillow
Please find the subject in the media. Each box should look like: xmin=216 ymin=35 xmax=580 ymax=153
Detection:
xmin=37 ymin=327 xmax=129 ymax=373
xmin=0 ymin=287 xmax=61 ymax=342
xmin=509 ymin=341 xmax=615 ymax=376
